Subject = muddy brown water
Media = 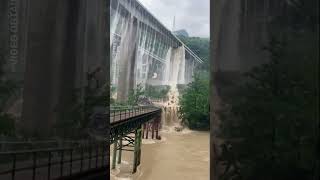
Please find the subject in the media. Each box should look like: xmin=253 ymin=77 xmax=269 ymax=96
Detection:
xmin=110 ymin=130 xmax=209 ymax=180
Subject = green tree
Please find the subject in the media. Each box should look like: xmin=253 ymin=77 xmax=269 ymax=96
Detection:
xmin=178 ymin=36 xmax=210 ymax=71
xmin=217 ymin=1 xmax=319 ymax=179
xmin=179 ymin=72 xmax=209 ymax=130
xmin=144 ymin=85 xmax=170 ymax=99
xmin=128 ymin=84 xmax=145 ymax=106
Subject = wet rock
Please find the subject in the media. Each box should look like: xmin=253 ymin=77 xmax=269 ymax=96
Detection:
xmin=174 ymin=127 xmax=183 ymax=132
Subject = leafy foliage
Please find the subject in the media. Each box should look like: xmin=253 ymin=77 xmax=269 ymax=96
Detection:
xmin=179 ymin=72 xmax=209 ymax=130
xmin=144 ymin=85 xmax=170 ymax=99
xmin=128 ymin=84 xmax=145 ymax=106
xmin=178 ymin=36 xmax=210 ymax=71
xmin=217 ymin=1 xmax=319 ymax=179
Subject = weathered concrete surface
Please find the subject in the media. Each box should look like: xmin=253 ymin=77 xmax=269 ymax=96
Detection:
xmin=210 ymin=0 xmax=285 ymax=179
xmin=15 ymin=0 xmax=108 ymax=137
xmin=116 ymin=16 xmax=139 ymax=101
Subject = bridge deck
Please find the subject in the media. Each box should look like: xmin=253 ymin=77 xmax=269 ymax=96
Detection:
xmin=110 ymin=106 xmax=159 ymax=123
xmin=109 ymin=106 xmax=161 ymax=143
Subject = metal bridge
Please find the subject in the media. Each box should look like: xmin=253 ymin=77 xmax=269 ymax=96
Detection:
xmin=0 ymin=106 xmax=161 ymax=179
xmin=109 ymin=106 xmax=161 ymax=173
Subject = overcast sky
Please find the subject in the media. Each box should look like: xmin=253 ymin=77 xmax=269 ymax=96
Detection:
xmin=138 ymin=0 xmax=210 ymax=38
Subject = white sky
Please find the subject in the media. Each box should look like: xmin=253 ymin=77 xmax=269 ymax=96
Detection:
xmin=138 ymin=0 xmax=210 ymax=37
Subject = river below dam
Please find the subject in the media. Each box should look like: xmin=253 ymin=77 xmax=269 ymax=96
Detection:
xmin=110 ymin=129 xmax=209 ymax=180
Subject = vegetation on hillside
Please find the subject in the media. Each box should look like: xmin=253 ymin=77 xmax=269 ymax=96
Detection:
xmin=128 ymin=84 xmax=145 ymax=106
xmin=144 ymin=85 xmax=170 ymax=100
xmin=178 ymin=36 xmax=210 ymax=71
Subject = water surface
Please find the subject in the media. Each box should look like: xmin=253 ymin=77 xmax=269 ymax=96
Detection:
xmin=110 ymin=130 xmax=209 ymax=180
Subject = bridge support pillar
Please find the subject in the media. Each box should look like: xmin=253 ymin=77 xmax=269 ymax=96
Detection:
xmin=112 ymin=139 xmax=117 ymax=169
xmin=157 ymin=115 xmax=162 ymax=139
xmin=145 ymin=123 xmax=149 ymax=139
xmin=133 ymin=127 xmax=142 ymax=173
xmin=152 ymin=121 xmax=155 ymax=139
xmin=142 ymin=124 xmax=145 ymax=138
xmin=117 ymin=138 xmax=123 ymax=164
xmin=156 ymin=118 xmax=160 ymax=139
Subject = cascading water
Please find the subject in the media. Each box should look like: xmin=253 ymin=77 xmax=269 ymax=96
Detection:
xmin=163 ymin=47 xmax=172 ymax=85
xmin=110 ymin=1 xmax=190 ymax=127
xmin=177 ymin=46 xmax=186 ymax=85
xmin=111 ymin=0 xmax=173 ymax=99
xmin=157 ymin=45 xmax=187 ymax=133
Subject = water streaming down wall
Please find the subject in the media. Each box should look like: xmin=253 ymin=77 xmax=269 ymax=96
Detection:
xmin=110 ymin=0 xmax=199 ymax=118
xmin=169 ymin=46 xmax=186 ymax=86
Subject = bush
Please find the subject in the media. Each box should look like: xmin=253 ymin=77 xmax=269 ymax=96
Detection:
xmin=144 ymin=85 xmax=170 ymax=99
xmin=179 ymin=72 xmax=209 ymax=130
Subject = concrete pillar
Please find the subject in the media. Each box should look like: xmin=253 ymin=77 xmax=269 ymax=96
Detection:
xmin=20 ymin=0 xmax=107 ymax=137
xmin=145 ymin=123 xmax=149 ymax=139
xmin=117 ymin=16 xmax=139 ymax=101
xmin=21 ymin=0 xmax=72 ymax=137
xmin=1 ymin=0 xmax=28 ymax=119
xmin=142 ymin=124 xmax=145 ymax=138
xmin=211 ymin=0 xmax=285 ymax=179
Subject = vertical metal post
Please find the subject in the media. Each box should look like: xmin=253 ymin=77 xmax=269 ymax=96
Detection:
xmin=60 ymin=150 xmax=64 ymax=177
xmin=48 ymin=152 xmax=51 ymax=180
xmin=138 ymin=128 xmax=142 ymax=166
xmin=112 ymin=140 xmax=117 ymax=169
xmin=95 ymin=146 xmax=99 ymax=168
xmin=117 ymin=137 xmax=123 ymax=164
xmin=152 ymin=120 xmax=155 ymax=139
xmin=80 ymin=148 xmax=83 ymax=172
xmin=156 ymin=118 xmax=159 ymax=139
xmin=69 ymin=149 xmax=73 ymax=175
xmin=146 ymin=123 xmax=149 ymax=139
xmin=12 ymin=154 xmax=16 ymax=180
xmin=142 ymin=124 xmax=145 ymax=139
xmin=133 ymin=127 xmax=142 ymax=173
xmin=33 ymin=152 xmax=37 ymax=180
xmin=101 ymin=145 xmax=105 ymax=166
xmin=88 ymin=147 xmax=92 ymax=169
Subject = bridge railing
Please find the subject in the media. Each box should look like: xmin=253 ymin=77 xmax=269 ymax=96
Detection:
xmin=0 ymin=140 xmax=99 ymax=152
xmin=110 ymin=105 xmax=159 ymax=123
xmin=0 ymin=144 xmax=108 ymax=180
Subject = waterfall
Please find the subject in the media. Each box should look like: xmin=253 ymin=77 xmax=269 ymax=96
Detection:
xmin=110 ymin=0 xmax=120 ymax=47
xmin=168 ymin=46 xmax=186 ymax=86
xmin=178 ymin=46 xmax=186 ymax=85
xmin=110 ymin=0 xmax=189 ymax=105
xmin=164 ymin=47 xmax=172 ymax=85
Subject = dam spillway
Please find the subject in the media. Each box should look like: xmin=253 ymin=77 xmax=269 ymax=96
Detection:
xmin=110 ymin=0 xmax=202 ymax=101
